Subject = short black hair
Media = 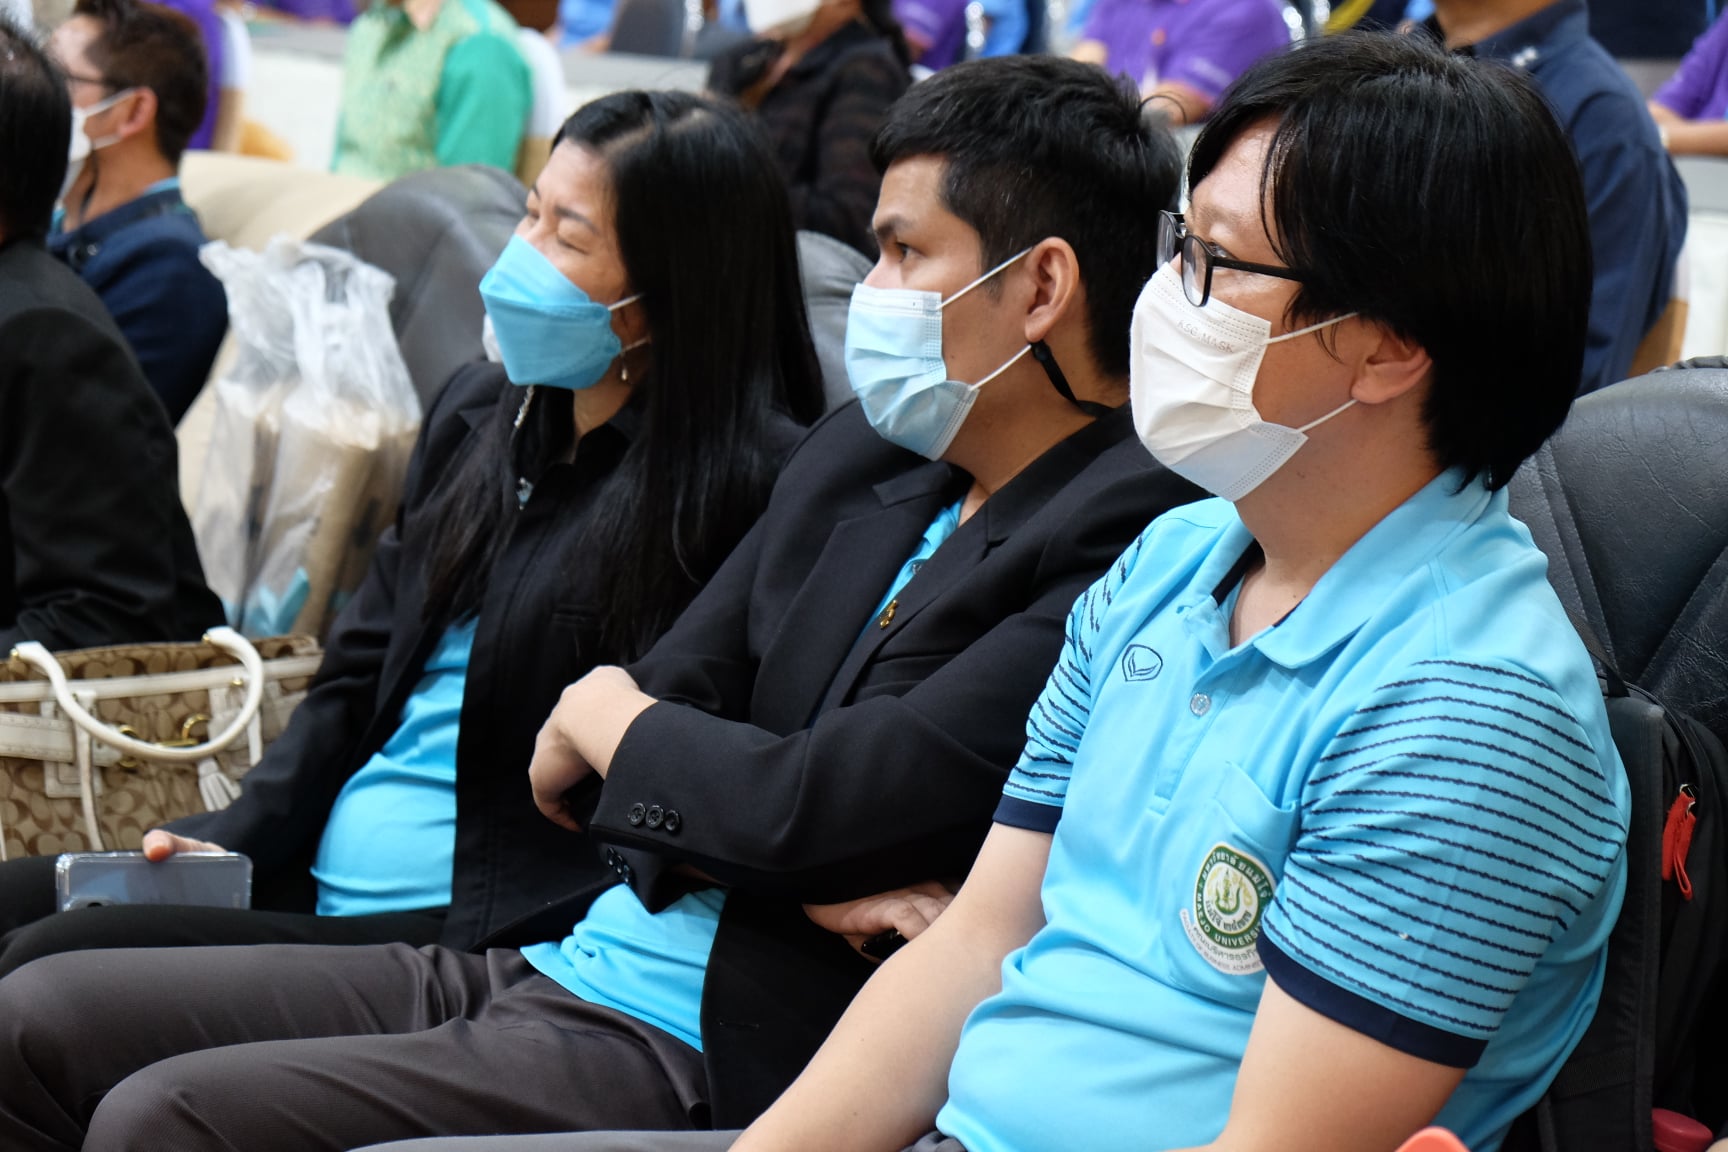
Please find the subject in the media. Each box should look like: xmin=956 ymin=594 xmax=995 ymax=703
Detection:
xmin=74 ymin=0 xmax=208 ymax=164
xmin=0 ymin=16 xmax=72 ymax=242
xmin=1189 ymin=32 xmax=1592 ymax=490
xmin=873 ymin=55 xmax=1182 ymax=380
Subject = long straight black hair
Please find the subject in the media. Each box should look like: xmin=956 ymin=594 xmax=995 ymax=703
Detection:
xmin=423 ymin=91 xmax=823 ymax=663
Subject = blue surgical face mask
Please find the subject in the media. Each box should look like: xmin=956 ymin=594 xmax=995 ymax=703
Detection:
xmin=478 ymin=235 xmax=642 ymax=391
xmin=843 ymin=247 xmax=1034 ymax=460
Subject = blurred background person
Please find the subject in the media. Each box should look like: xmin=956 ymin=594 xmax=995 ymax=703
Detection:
xmin=48 ymin=0 xmax=228 ymax=424
xmin=1069 ymin=0 xmax=1289 ymax=123
xmin=1426 ymin=0 xmax=1687 ymax=392
xmin=1651 ymin=11 xmax=1728 ymax=154
xmin=1 ymin=15 xmax=224 ymax=651
xmin=332 ymin=0 xmax=532 ymax=181
xmin=707 ymin=0 xmax=911 ymax=255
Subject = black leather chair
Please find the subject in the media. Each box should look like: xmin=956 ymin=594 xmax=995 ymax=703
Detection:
xmin=1507 ymin=368 xmax=1728 ymax=741
xmin=1504 ymin=367 xmax=1728 ymax=1152
xmin=310 ymin=165 xmax=526 ymax=411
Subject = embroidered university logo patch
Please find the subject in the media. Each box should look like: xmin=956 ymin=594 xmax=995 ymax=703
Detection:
xmin=1180 ymin=843 xmax=1275 ymax=975
xmin=1121 ymin=644 xmax=1163 ymax=682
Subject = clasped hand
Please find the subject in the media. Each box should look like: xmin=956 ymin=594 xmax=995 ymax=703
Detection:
xmin=528 ymin=665 xmax=655 ymax=831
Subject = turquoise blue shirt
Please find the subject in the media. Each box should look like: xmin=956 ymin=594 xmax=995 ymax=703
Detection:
xmin=938 ymin=472 xmax=1631 ymax=1152
xmin=312 ymin=619 xmax=478 ymax=917
xmin=523 ymin=500 xmax=968 ymax=1049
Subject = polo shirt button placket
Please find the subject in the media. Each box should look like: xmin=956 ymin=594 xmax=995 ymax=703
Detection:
xmin=1189 ymin=692 xmax=1212 ymax=717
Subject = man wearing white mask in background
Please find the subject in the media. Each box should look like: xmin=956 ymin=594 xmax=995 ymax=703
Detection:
xmin=705 ymin=0 xmax=911 ymax=256
xmin=48 ymin=0 xmax=225 ymax=425
xmin=583 ymin=33 xmax=1630 ymax=1152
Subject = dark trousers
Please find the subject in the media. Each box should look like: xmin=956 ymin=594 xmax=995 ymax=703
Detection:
xmin=0 ymin=943 xmax=709 ymax=1152
xmin=0 ymin=852 xmax=446 ymax=977
xmin=356 ymin=1129 xmax=965 ymax=1151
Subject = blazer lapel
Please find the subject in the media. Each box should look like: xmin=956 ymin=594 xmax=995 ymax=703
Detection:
xmin=814 ymin=408 xmax=1140 ymax=715
xmin=752 ymin=461 xmax=956 ymax=733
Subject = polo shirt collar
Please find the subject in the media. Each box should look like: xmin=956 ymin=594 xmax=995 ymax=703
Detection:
xmin=1182 ymin=467 xmax=1493 ymax=670
xmin=48 ymin=182 xmax=189 ymax=265
xmin=1441 ymin=0 xmax=1587 ymax=67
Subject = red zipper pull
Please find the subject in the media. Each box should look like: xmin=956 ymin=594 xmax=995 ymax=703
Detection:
xmin=1662 ymin=784 xmax=1697 ymax=901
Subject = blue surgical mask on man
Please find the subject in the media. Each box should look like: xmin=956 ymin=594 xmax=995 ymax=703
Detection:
xmin=843 ymin=248 xmax=1034 ymax=460
xmin=479 ymin=235 xmax=642 ymax=391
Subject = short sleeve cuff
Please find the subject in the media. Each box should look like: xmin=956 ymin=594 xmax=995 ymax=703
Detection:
xmin=1259 ymin=936 xmax=1488 ymax=1068
xmin=994 ymin=795 xmax=1061 ymax=833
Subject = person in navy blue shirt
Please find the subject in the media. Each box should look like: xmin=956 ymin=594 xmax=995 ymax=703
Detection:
xmin=48 ymin=0 xmax=227 ymax=424
xmin=1427 ymin=0 xmax=1687 ymax=394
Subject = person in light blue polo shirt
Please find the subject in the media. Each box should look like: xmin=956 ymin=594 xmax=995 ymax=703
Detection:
xmin=716 ymin=32 xmax=1632 ymax=1152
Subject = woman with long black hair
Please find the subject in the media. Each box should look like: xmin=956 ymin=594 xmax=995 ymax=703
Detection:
xmin=0 ymin=89 xmax=823 ymax=972
xmin=706 ymin=0 xmax=912 ymax=256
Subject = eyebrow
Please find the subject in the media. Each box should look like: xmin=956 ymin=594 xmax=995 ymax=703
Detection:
xmin=872 ymin=213 xmax=910 ymax=247
xmin=527 ymin=185 xmax=599 ymax=234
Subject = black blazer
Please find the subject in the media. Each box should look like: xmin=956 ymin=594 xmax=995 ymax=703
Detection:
xmin=576 ymin=401 xmax=1204 ymax=1125
xmin=0 ymin=238 xmax=222 ymax=651
xmin=172 ymin=364 xmax=807 ymax=947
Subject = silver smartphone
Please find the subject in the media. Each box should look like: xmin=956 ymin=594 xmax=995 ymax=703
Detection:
xmin=55 ymin=851 xmax=253 ymax=913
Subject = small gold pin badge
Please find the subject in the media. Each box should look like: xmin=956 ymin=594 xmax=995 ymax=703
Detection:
xmin=878 ymin=600 xmax=898 ymax=629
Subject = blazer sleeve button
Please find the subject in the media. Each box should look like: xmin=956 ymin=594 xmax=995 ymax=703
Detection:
xmin=644 ymin=805 xmax=665 ymax=830
xmin=626 ymin=803 xmax=646 ymax=827
xmin=662 ymin=809 xmax=681 ymax=834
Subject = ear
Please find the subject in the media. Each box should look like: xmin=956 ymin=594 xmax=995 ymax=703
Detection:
xmin=1021 ymin=237 xmax=1081 ymax=347
xmin=611 ymin=296 xmax=651 ymax=350
xmin=116 ymin=87 xmax=158 ymax=142
xmin=1349 ymin=321 xmax=1431 ymax=407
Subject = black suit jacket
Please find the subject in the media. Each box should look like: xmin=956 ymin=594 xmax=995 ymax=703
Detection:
xmin=0 ymin=238 xmax=222 ymax=652
xmin=573 ymin=401 xmax=1203 ymax=1125
xmin=170 ymin=364 xmax=805 ymax=947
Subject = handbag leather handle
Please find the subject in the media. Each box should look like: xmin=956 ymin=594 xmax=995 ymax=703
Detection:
xmin=7 ymin=627 xmax=268 ymax=765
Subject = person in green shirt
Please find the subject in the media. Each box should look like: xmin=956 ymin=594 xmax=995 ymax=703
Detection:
xmin=333 ymin=0 xmax=532 ymax=181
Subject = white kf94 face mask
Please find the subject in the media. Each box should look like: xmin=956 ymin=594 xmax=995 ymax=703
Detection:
xmin=1129 ymin=265 xmax=1357 ymax=502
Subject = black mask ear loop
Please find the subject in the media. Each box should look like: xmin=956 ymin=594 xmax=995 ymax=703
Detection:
xmin=1031 ymin=341 xmax=1114 ymax=418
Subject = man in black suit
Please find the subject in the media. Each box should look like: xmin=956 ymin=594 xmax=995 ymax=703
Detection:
xmin=0 ymin=56 xmax=1201 ymax=1152
xmin=0 ymin=17 xmax=221 ymax=655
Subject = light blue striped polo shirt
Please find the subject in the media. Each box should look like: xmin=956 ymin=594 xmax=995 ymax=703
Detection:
xmin=937 ymin=469 xmax=1631 ymax=1152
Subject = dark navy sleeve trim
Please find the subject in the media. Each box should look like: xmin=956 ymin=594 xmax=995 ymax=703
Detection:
xmin=994 ymin=794 xmax=1061 ymax=833
xmin=1259 ymin=936 xmax=1487 ymax=1069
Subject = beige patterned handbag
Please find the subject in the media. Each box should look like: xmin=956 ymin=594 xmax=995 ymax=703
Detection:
xmin=0 ymin=628 xmax=322 ymax=860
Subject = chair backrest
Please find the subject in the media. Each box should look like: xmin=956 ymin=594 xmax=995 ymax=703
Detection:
xmin=607 ymin=0 xmax=687 ymax=57
xmin=1507 ymin=368 xmax=1728 ymax=743
xmin=309 ymin=164 xmax=525 ymax=410
xmin=1504 ymin=369 xmax=1728 ymax=1150
xmin=795 ymin=229 xmax=872 ymax=411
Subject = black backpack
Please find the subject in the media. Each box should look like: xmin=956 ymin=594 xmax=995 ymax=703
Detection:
xmin=1503 ymin=624 xmax=1728 ymax=1152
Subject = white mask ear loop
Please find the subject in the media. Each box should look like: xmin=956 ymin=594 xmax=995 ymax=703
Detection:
xmin=607 ymin=292 xmax=642 ymax=312
xmin=1259 ymin=310 xmax=1361 ymax=433
xmin=970 ymin=343 xmax=1034 ymax=389
xmin=1264 ymin=310 xmax=1358 ymax=345
xmin=1294 ymin=397 xmax=1356 ymax=434
xmin=1263 ymin=311 xmax=1360 ymax=434
xmin=941 ymin=246 xmax=1036 ymax=309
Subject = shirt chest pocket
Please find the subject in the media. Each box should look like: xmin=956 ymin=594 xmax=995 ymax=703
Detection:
xmin=1147 ymin=759 xmax=1299 ymax=1005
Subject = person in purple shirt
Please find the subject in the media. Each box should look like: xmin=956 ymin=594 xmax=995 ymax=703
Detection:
xmin=1651 ymin=13 xmax=1728 ymax=155
xmin=1072 ymin=0 xmax=1289 ymax=122
xmin=893 ymin=0 xmax=965 ymax=67
xmin=152 ymin=0 xmax=221 ymax=148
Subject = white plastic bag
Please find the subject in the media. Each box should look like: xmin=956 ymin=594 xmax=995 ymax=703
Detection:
xmin=194 ymin=238 xmax=421 ymax=639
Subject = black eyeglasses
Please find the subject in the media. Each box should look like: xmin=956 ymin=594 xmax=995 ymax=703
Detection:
xmin=1157 ymin=210 xmax=1306 ymax=308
